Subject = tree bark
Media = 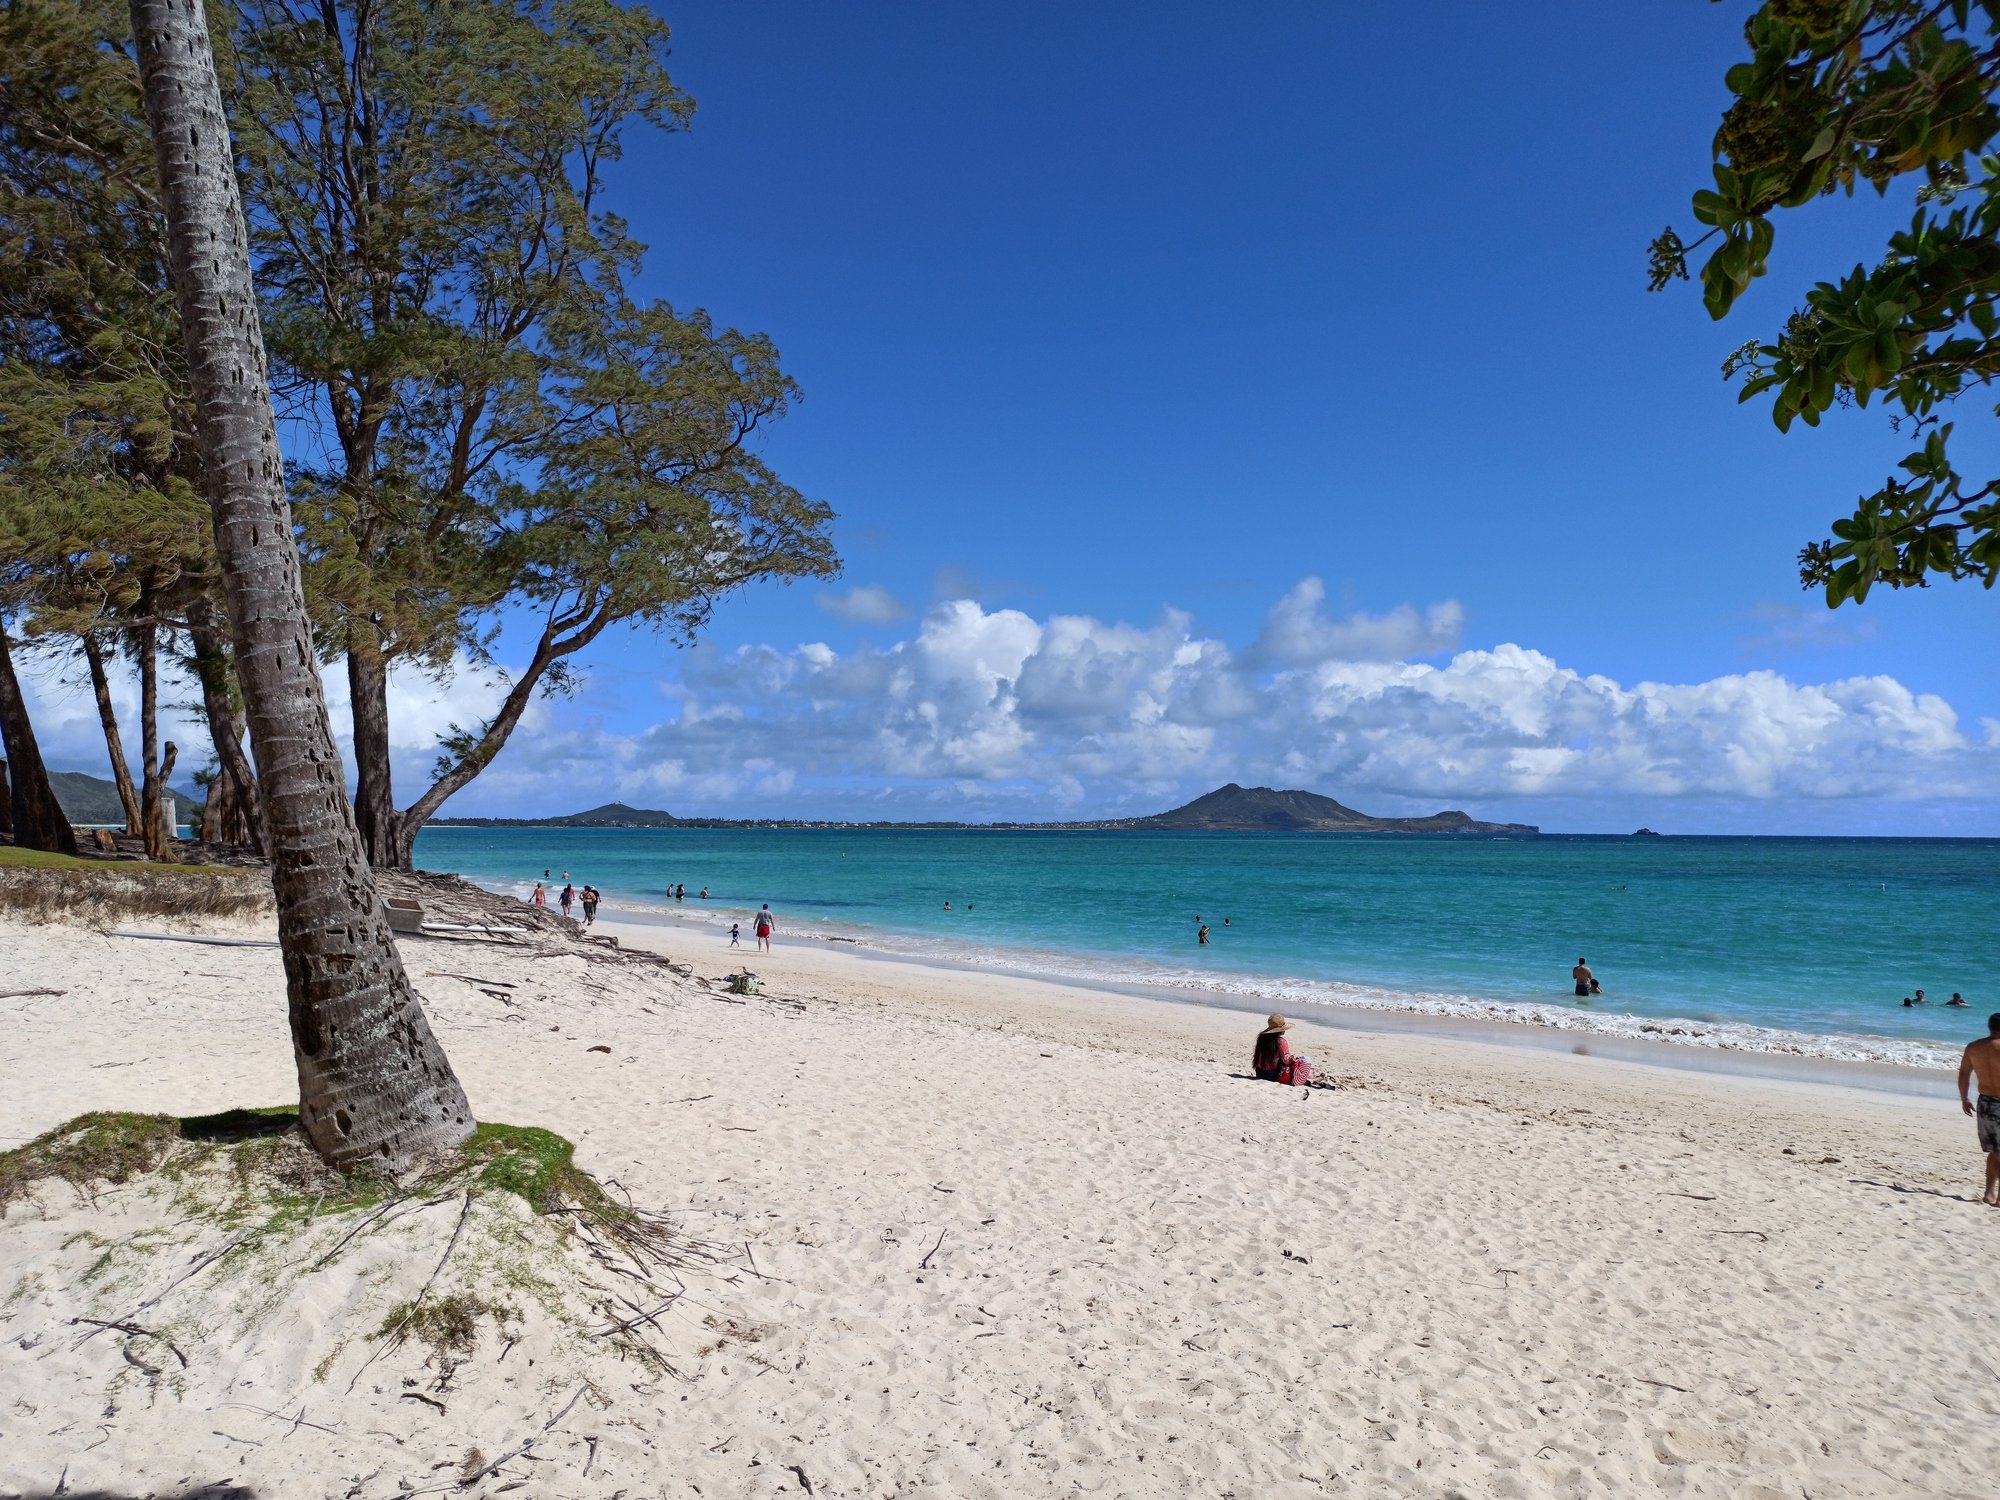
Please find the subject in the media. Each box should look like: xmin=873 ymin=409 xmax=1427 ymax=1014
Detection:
xmin=345 ymin=627 xmax=398 ymax=868
xmin=129 ymin=0 xmax=473 ymax=1172
xmin=81 ymin=634 xmax=146 ymax=834
xmin=0 ymin=757 xmax=11 ymax=841
xmin=186 ymin=591 xmax=266 ymax=853
xmin=133 ymin=580 xmax=178 ymax=863
xmin=0 ymin=626 xmax=78 ymax=854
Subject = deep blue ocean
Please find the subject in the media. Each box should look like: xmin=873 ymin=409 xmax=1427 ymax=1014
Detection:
xmin=413 ymin=827 xmax=2000 ymax=1068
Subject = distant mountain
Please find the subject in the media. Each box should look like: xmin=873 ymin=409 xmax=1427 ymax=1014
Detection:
xmin=425 ymin=785 xmax=1539 ymax=835
xmin=429 ymin=801 xmax=681 ymax=829
xmin=1062 ymin=783 xmax=1540 ymax=835
xmin=48 ymin=771 xmax=203 ymax=825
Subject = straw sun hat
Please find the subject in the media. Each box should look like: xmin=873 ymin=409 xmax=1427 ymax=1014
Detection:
xmin=1262 ymin=1013 xmax=1289 ymax=1033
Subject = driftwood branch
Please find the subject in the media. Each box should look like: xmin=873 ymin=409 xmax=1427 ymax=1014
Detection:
xmin=454 ymin=1385 xmax=590 ymax=1487
xmin=69 ymin=1317 xmax=189 ymax=1367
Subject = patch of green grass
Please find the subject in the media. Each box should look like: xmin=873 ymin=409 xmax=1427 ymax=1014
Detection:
xmin=378 ymin=1291 xmax=514 ymax=1358
xmin=0 ymin=846 xmax=253 ymax=876
xmin=0 ymin=1111 xmax=181 ymax=1210
xmin=0 ymin=1106 xmax=331 ymax=1218
xmin=0 ymin=846 xmax=94 ymax=870
xmin=459 ymin=1122 xmax=617 ymax=1218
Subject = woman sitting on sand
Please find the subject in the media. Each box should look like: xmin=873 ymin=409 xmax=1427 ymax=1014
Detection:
xmin=1253 ymin=1014 xmax=1312 ymax=1086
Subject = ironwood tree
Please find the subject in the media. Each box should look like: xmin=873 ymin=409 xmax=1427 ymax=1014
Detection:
xmin=0 ymin=0 xmax=259 ymax=854
xmin=226 ymin=0 xmax=836 ymax=868
xmin=128 ymin=0 xmax=473 ymax=1170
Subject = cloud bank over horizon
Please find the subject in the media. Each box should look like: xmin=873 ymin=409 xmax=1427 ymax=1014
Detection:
xmin=15 ymin=578 xmax=1998 ymax=834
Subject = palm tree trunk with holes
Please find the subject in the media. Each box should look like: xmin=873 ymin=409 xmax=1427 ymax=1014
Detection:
xmin=128 ymin=0 xmax=473 ymax=1171
xmin=0 ymin=625 xmax=76 ymax=855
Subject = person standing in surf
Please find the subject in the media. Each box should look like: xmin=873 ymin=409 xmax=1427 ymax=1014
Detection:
xmin=755 ymin=903 xmax=776 ymax=951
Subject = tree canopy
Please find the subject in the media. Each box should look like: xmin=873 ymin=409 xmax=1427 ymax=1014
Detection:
xmin=1651 ymin=0 xmax=2000 ymax=604
xmin=1 ymin=0 xmax=836 ymax=865
xmin=225 ymin=0 xmax=837 ymax=865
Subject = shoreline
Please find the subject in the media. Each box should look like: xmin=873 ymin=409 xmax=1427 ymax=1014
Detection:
xmin=422 ymin=831 xmax=1995 ymax=1077
xmin=584 ymin=900 xmax=1961 ymax=1100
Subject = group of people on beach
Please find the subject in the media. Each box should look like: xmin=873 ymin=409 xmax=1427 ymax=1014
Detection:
xmin=666 ymin=884 xmax=710 ymax=902
xmin=529 ymin=871 xmax=600 ymax=927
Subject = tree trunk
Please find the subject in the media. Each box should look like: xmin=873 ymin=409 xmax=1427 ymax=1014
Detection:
xmin=389 ymin=611 xmax=613 ymax=868
xmin=130 ymin=0 xmax=473 ymax=1172
xmin=346 ymin=628 xmax=398 ymax=868
xmin=0 ymin=626 xmax=77 ymax=854
xmin=0 ymin=757 xmax=11 ymax=840
xmin=201 ymin=771 xmax=228 ymax=843
xmin=186 ymin=591 xmax=266 ymax=853
xmin=133 ymin=584 xmax=178 ymax=863
xmin=82 ymin=634 xmax=146 ymax=834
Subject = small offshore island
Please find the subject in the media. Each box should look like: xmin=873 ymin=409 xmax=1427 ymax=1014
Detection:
xmin=428 ymin=782 xmax=1542 ymax=835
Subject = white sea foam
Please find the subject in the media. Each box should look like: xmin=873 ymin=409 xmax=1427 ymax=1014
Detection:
xmin=483 ymin=885 xmax=1962 ymax=1073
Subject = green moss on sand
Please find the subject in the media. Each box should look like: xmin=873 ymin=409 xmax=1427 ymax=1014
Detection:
xmin=0 ymin=1111 xmax=183 ymax=1208
xmin=0 ymin=846 xmax=253 ymax=876
xmin=460 ymin=1122 xmax=625 ymax=1220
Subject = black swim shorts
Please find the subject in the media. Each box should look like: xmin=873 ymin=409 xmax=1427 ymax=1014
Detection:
xmin=1979 ymin=1095 xmax=2000 ymax=1154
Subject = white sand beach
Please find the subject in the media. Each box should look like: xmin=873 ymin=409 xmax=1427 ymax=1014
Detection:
xmin=3 ymin=905 xmax=1997 ymax=1499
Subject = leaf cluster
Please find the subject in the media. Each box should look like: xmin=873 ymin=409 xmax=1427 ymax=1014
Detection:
xmin=1653 ymin=1 xmax=2000 ymax=602
xmin=0 ymin=0 xmax=213 ymax=636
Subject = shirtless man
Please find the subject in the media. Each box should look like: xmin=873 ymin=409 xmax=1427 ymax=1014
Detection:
xmin=1957 ymin=1013 xmax=2000 ymax=1206
xmin=1572 ymin=958 xmax=1599 ymax=998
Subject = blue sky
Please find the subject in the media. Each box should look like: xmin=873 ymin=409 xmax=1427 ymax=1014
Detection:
xmin=23 ymin=1 xmax=2000 ymax=831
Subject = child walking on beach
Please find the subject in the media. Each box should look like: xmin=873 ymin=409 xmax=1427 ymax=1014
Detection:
xmin=729 ymin=922 xmax=741 ymax=947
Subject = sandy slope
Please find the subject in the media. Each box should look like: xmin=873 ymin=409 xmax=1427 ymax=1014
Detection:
xmin=2 ymin=911 xmax=1996 ymax=1499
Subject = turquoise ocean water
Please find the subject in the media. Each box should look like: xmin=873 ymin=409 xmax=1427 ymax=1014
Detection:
xmin=414 ymin=827 xmax=2000 ymax=1069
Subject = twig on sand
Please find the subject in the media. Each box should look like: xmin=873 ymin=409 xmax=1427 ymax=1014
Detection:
xmin=303 ymin=1193 xmax=409 ymax=1271
xmin=1662 ymin=1192 xmax=1716 ymax=1201
xmin=668 ymin=1094 xmax=712 ymax=1104
xmin=592 ymin=1291 xmax=684 ymax=1337
xmin=452 ymin=1385 xmax=589 ymax=1488
xmin=216 ymin=1401 xmax=344 ymax=1435
xmin=349 ymin=1191 xmax=476 ymax=1391
xmin=1635 ymin=1377 xmax=1690 ymax=1393
xmin=68 ymin=1317 xmax=188 ymax=1367
xmin=918 ymin=1229 xmax=948 ymax=1271
xmin=0 ymin=988 xmax=66 ymax=999
xmin=400 ymin=1391 xmax=447 ymax=1412
xmin=84 ymin=1229 xmax=260 ymax=1336
xmin=1712 ymin=1229 xmax=1770 ymax=1242
xmin=787 ymin=1462 xmax=815 ymax=1495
